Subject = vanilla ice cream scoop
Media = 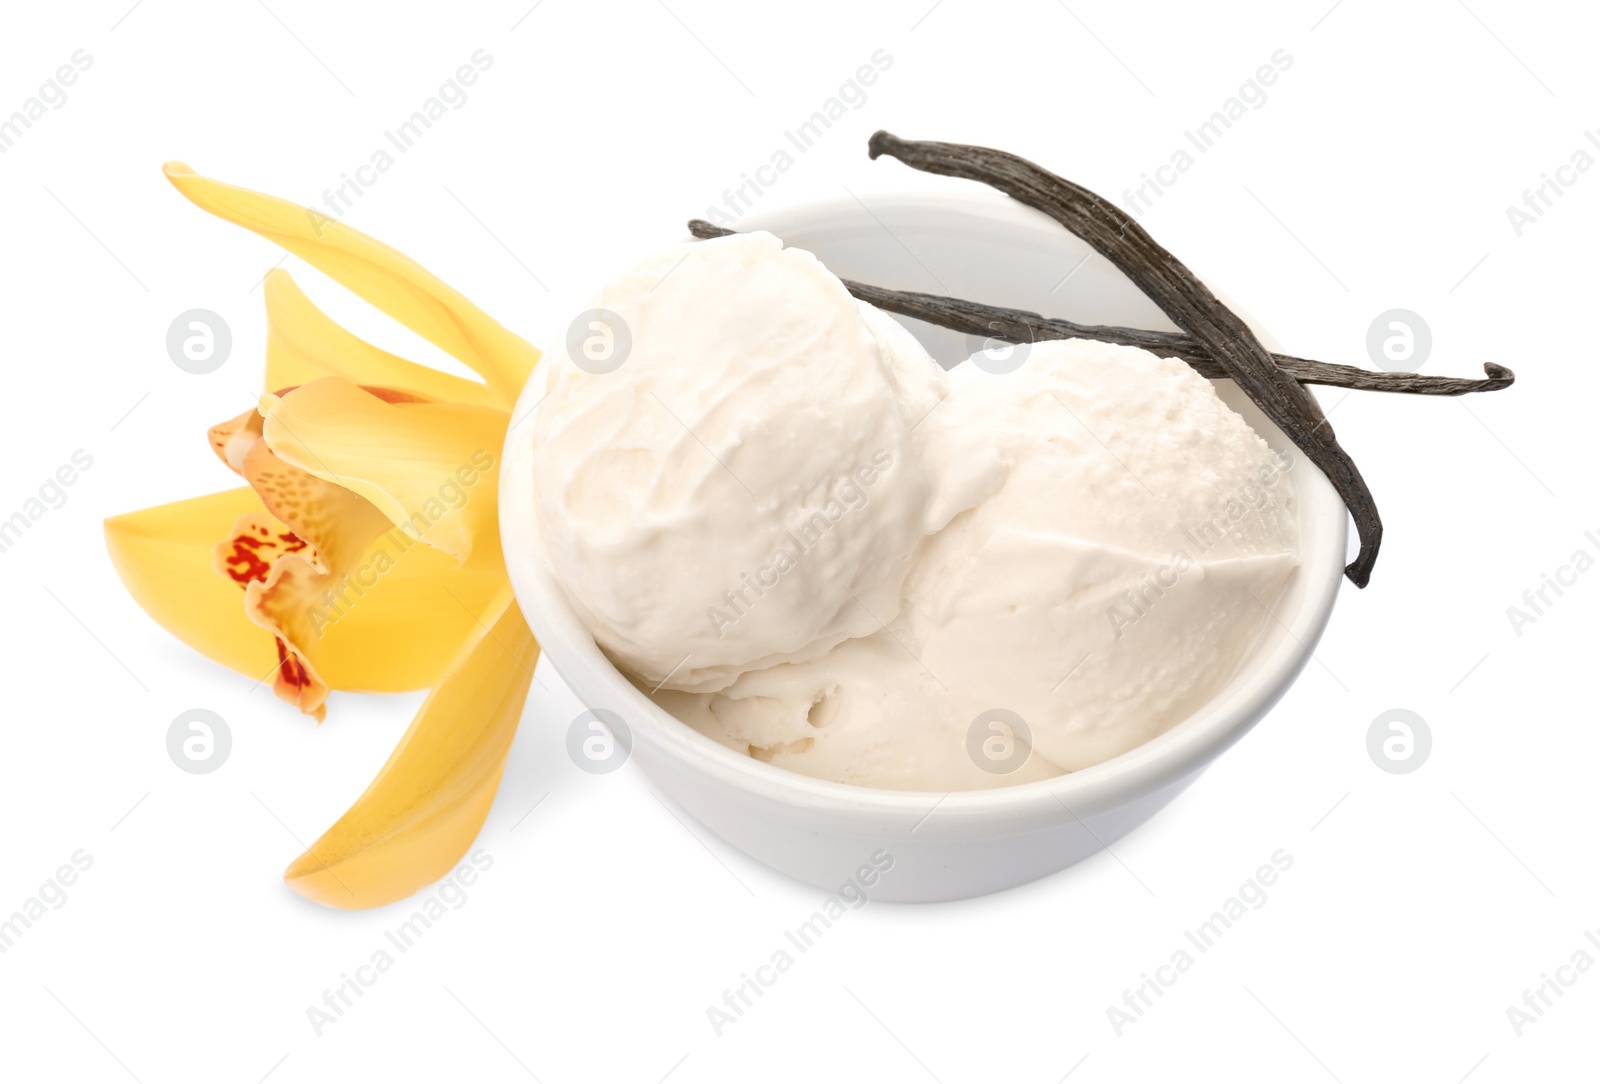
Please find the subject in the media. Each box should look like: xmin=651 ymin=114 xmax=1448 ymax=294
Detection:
xmin=528 ymin=232 xmax=992 ymax=693
xmin=898 ymin=340 xmax=1299 ymax=772
xmin=532 ymin=234 xmax=1300 ymax=790
xmin=662 ymin=339 xmax=1299 ymax=788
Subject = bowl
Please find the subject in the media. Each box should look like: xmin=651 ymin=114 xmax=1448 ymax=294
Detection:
xmin=499 ymin=190 xmax=1347 ymax=903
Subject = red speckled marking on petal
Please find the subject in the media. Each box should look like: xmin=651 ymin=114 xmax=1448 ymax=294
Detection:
xmin=276 ymin=638 xmax=314 ymax=692
xmin=215 ymin=517 xmax=308 ymax=587
xmin=212 ymin=512 xmax=329 ymax=721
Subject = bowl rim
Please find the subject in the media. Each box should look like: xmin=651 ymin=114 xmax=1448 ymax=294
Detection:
xmin=500 ymin=189 xmax=1348 ymax=831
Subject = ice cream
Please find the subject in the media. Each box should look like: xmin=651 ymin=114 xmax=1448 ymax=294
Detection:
xmin=528 ymin=231 xmax=997 ymax=693
xmin=529 ymin=232 xmax=1300 ymax=790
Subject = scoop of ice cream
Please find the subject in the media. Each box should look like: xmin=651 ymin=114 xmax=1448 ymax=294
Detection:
xmin=529 ymin=231 xmax=992 ymax=692
xmin=662 ymin=338 xmax=1299 ymax=787
xmin=902 ymin=339 xmax=1299 ymax=771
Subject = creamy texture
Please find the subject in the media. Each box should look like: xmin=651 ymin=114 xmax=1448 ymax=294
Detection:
xmin=529 ymin=232 xmax=993 ymax=692
xmin=532 ymin=234 xmax=1300 ymax=790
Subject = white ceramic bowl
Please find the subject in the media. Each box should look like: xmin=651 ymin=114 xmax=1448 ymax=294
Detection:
xmin=500 ymin=191 xmax=1347 ymax=903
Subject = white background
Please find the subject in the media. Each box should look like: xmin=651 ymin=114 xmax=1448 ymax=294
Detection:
xmin=1 ymin=0 xmax=1594 ymax=1080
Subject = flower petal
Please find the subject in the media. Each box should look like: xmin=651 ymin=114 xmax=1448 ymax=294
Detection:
xmin=240 ymin=438 xmax=393 ymax=575
xmin=315 ymin=542 xmax=509 ymax=692
xmin=263 ymin=270 xmax=502 ymax=409
xmin=216 ymin=511 xmax=332 ymax=721
xmin=105 ymin=488 xmax=281 ymax=680
xmin=260 ymin=378 xmax=507 ymax=565
xmin=284 ymin=591 xmax=539 ymax=909
xmin=107 ymin=484 xmax=505 ymax=714
xmin=245 ymin=523 xmax=508 ymax=696
xmin=164 ymin=161 xmax=538 ymax=407
xmin=208 ymin=406 xmax=262 ymax=472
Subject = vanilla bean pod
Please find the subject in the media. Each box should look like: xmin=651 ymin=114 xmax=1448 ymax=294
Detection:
xmin=865 ymin=132 xmax=1383 ymax=586
xmin=687 ymin=219 xmax=1512 ymax=398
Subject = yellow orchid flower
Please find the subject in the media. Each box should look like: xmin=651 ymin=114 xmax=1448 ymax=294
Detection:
xmin=105 ymin=163 xmax=541 ymax=910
